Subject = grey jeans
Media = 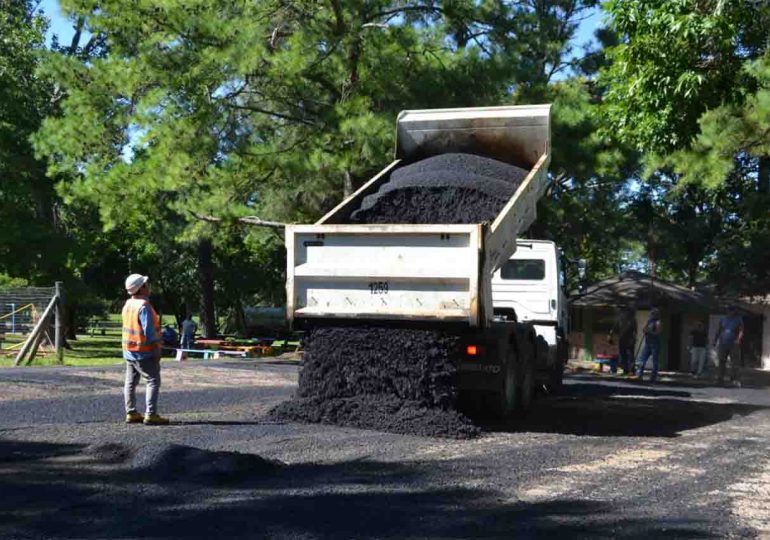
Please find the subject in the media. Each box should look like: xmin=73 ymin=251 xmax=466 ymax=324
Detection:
xmin=717 ymin=343 xmax=741 ymax=383
xmin=124 ymin=357 xmax=161 ymax=415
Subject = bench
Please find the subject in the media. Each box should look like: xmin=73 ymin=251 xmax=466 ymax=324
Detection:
xmin=171 ymin=348 xmax=247 ymax=361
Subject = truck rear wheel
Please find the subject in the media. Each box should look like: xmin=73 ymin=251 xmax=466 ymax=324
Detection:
xmin=545 ymin=333 xmax=567 ymax=394
xmin=518 ymin=351 xmax=534 ymax=412
xmin=494 ymin=346 xmax=518 ymax=419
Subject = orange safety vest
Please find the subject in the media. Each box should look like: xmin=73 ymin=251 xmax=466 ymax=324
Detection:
xmin=121 ymin=297 xmax=160 ymax=353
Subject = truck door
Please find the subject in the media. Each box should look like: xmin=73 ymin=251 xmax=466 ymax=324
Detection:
xmin=491 ymin=256 xmax=551 ymax=322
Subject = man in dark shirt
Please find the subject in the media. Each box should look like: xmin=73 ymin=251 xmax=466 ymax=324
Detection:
xmin=713 ymin=305 xmax=744 ymax=386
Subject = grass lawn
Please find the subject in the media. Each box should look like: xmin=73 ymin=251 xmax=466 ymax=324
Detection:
xmin=0 ymin=332 xmax=124 ymax=368
xmin=0 ymin=312 xmax=295 ymax=368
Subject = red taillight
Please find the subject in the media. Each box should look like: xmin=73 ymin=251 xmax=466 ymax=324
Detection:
xmin=466 ymin=345 xmax=479 ymax=356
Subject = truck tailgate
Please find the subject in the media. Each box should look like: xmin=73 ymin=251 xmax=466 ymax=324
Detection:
xmin=286 ymin=224 xmax=482 ymax=325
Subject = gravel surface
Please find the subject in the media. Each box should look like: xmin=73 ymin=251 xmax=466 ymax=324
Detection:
xmin=2 ymin=361 xmax=770 ymax=538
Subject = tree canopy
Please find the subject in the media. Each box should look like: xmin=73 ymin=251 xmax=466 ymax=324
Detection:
xmin=600 ymin=0 xmax=770 ymax=294
xmin=0 ymin=0 xmax=766 ymax=329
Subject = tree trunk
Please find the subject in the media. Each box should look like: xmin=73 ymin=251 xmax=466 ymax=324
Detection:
xmin=64 ymin=302 xmax=77 ymax=340
xmin=233 ymin=295 xmax=246 ymax=337
xmin=197 ymin=238 xmax=217 ymax=338
xmin=343 ymin=170 xmax=354 ymax=198
xmin=687 ymin=261 xmax=698 ymax=289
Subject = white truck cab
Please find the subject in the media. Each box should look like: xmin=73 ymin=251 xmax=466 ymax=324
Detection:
xmin=492 ymin=239 xmax=568 ymax=362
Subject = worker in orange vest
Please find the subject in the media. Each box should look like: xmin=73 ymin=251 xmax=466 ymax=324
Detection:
xmin=122 ymin=274 xmax=169 ymax=425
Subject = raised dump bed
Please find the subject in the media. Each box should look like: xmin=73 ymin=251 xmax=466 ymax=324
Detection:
xmin=286 ymin=105 xmax=551 ymax=328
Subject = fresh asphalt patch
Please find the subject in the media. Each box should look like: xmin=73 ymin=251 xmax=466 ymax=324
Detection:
xmin=1 ymin=362 xmax=769 ymax=538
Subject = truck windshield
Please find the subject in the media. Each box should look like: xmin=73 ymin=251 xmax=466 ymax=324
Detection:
xmin=501 ymin=259 xmax=545 ymax=280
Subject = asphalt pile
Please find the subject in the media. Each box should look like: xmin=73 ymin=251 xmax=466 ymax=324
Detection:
xmin=274 ymin=153 xmax=530 ymax=438
xmin=85 ymin=442 xmax=283 ymax=483
xmin=270 ymin=326 xmax=480 ymax=438
xmin=350 ymin=153 xmax=528 ymax=224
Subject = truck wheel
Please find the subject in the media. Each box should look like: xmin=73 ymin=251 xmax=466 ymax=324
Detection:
xmin=518 ymin=352 xmax=534 ymax=412
xmin=494 ymin=346 xmax=518 ymax=419
xmin=545 ymin=334 xmax=567 ymax=394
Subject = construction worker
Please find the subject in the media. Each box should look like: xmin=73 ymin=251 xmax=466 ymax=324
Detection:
xmin=636 ymin=307 xmax=662 ymax=383
xmin=122 ymin=274 xmax=169 ymax=425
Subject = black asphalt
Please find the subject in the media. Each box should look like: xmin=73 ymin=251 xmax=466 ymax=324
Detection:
xmin=2 ymin=362 xmax=769 ymax=538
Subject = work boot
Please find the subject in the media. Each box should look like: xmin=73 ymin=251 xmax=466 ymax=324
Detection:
xmin=143 ymin=414 xmax=170 ymax=426
xmin=125 ymin=411 xmax=144 ymax=424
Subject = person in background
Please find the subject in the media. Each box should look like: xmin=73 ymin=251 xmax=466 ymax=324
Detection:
xmin=689 ymin=321 xmax=708 ymax=378
xmin=636 ymin=308 xmax=662 ymax=383
xmin=161 ymin=324 xmax=178 ymax=352
xmin=181 ymin=314 xmax=197 ymax=351
xmin=610 ymin=306 xmax=637 ymax=376
xmin=713 ymin=305 xmax=744 ymax=387
xmin=122 ymin=274 xmax=169 ymax=425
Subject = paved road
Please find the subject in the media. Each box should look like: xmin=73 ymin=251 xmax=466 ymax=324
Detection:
xmin=1 ymin=361 xmax=769 ymax=538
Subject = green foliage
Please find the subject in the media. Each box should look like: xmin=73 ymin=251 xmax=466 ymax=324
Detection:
xmin=600 ymin=0 xmax=770 ymax=295
xmin=601 ymin=0 xmax=770 ymax=186
xmin=35 ymin=0 xmax=516 ymax=234
xmin=526 ymin=18 xmax=641 ymax=289
xmin=0 ymin=0 xmax=72 ymax=283
xmin=33 ymin=0 xmax=603 ymax=311
xmin=0 ymin=273 xmax=29 ymax=287
xmin=655 ymin=57 xmax=770 ymax=187
xmin=534 ymin=79 xmax=638 ymax=287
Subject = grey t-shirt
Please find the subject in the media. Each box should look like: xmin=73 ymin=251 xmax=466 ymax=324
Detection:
xmin=181 ymin=319 xmax=197 ymax=338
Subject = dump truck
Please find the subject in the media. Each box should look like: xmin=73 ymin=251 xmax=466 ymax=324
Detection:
xmin=285 ymin=104 xmax=566 ymax=415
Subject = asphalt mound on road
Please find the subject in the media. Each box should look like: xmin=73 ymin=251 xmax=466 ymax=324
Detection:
xmin=85 ymin=442 xmax=283 ymax=483
xmin=272 ymin=394 xmax=480 ymax=439
xmin=84 ymin=443 xmax=134 ymax=464
xmin=133 ymin=443 xmax=282 ymax=482
xmin=270 ymin=326 xmax=480 ymax=439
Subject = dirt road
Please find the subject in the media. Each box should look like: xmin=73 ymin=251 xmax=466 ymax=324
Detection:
xmin=1 ymin=360 xmax=769 ymax=538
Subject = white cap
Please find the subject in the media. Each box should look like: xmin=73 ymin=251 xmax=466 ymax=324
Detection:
xmin=125 ymin=274 xmax=149 ymax=295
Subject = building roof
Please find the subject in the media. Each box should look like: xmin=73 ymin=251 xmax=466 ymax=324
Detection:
xmin=569 ymin=271 xmax=726 ymax=310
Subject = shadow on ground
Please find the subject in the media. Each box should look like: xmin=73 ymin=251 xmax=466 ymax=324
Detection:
xmin=480 ymin=378 xmax=766 ymax=438
xmin=0 ymin=438 xmax=724 ymax=539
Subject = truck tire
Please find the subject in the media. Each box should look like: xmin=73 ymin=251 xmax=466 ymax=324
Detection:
xmin=518 ymin=340 xmax=535 ymax=412
xmin=494 ymin=345 xmax=518 ymax=419
xmin=545 ymin=333 xmax=567 ymax=394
